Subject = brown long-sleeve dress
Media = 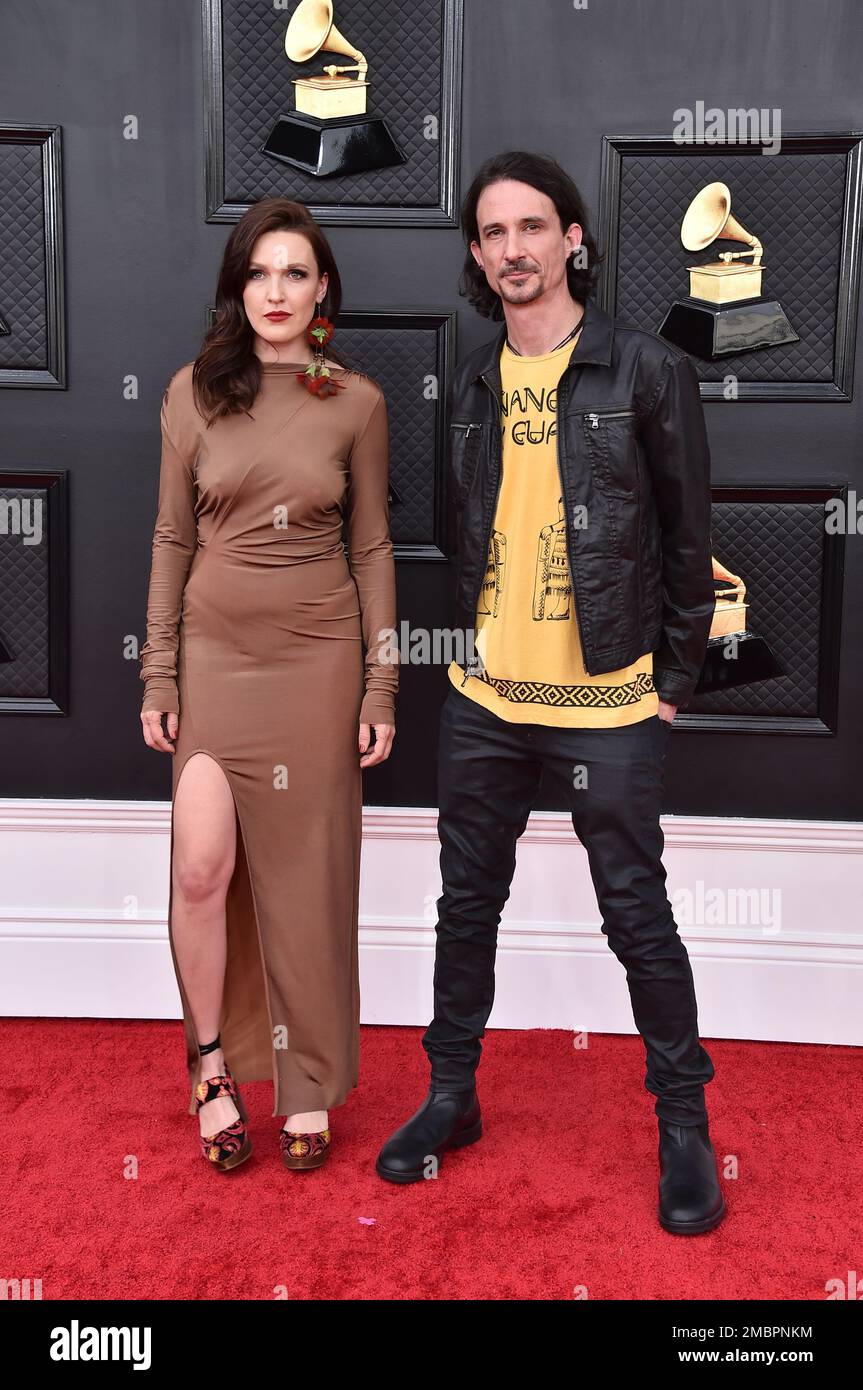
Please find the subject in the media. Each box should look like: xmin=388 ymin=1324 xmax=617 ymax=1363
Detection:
xmin=139 ymin=358 xmax=398 ymax=1117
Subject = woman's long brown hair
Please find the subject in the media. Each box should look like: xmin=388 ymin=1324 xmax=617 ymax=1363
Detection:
xmin=192 ymin=197 xmax=361 ymax=423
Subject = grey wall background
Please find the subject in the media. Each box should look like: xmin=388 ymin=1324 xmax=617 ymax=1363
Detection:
xmin=1 ymin=0 xmax=861 ymax=818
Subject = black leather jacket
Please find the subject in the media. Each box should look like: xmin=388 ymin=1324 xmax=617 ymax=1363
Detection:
xmin=445 ymin=300 xmax=715 ymax=709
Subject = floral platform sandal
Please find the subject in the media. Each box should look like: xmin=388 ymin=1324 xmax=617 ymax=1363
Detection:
xmin=279 ymin=1124 xmax=331 ymax=1171
xmin=195 ymin=1033 xmax=252 ymax=1172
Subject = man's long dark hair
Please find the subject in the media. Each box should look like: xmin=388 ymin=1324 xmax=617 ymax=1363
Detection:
xmin=193 ymin=197 xmax=361 ymax=423
xmin=458 ymin=151 xmax=604 ymax=320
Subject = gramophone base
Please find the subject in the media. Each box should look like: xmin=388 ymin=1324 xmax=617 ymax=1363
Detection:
xmin=693 ymin=631 xmax=784 ymax=696
xmin=658 ymin=296 xmax=799 ymax=360
xmin=261 ymin=112 xmax=406 ymax=178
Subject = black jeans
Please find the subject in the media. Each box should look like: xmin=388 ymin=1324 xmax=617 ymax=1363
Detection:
xmin=422 ymin=683 xmax=715 ymax=1126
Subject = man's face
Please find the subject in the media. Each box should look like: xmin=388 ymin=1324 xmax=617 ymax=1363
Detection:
xmin=470 ymin=179 xmax=582 ymax=308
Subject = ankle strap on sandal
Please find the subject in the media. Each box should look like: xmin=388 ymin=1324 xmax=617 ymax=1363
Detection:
xmin=198 ymin=1033 xmax=222 ymax=1056
xmin=195 ymin=1072 xmax=237 ymax=1109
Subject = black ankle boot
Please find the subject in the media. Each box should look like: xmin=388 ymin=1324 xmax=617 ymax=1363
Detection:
xmin=376 ymin=1087 xmax=482 ymax=1184
xmin=657 ymin=1118 xmax=726 ymax=1234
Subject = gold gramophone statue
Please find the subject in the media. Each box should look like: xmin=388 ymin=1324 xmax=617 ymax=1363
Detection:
xmin=709 ymin=556 xmax=749 ymax=639
xmin=693 ymin=554 xmax=783 ymax=694
xmin=261 ymin=0 xmax=406 ymax=177
xmin=659 ymin=182 xmax=798 ymax=359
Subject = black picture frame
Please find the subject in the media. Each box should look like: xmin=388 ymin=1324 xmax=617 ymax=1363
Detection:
xmin=596 ymin=132 xmax=863 ymax=401
xmin=0 ymin=124 xmax=66 ymax=389
xmin=677 ymin=484 xmax=845 ymax=735
xmin=0 ymin=469 xmax=70 ymax=715
xmin=203 ymin=0 xmax=464 ymax=227
xmin=336 ymin=309 xmax=455 ymax=558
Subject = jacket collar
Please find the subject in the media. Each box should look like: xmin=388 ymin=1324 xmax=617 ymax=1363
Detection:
xmin=469 ymin=298 xmax=615 ymax=389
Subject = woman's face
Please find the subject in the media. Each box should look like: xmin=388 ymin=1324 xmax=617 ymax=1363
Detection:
xmin=243 ymin=229 xmax=328 ymax=360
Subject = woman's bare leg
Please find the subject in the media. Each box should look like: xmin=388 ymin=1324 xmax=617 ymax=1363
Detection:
xmin=171 ymin=752 xmax=239 ymax=1137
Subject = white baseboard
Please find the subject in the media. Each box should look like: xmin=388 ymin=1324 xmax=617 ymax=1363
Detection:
xmin=1 ymin=801 xmax=861 ymax=1046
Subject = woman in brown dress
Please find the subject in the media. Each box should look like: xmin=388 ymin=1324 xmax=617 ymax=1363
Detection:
xmin=139 ymin=198 xmax=398 ymax=1171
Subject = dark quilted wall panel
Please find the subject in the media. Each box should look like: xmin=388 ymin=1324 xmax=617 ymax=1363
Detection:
xmin=221 ymin=0 xmax=443 ymax=208
xmin=0 ymin=487 xmax=50 ymax=696
xmin=338 ymin=321 xmax=445 ymax=549
xmin=613 ymin=150 xmax=846 ymax=383
xmin=689 ymin=499 xmax=825 ymax=718
xmin=0 ymin=141 xmax=47 ymax=371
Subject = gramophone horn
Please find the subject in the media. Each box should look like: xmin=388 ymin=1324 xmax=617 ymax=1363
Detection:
xmin=285 ymin=0 xmax=366 ymax=72
xmin=681 ymin=181 xmax=763 ymax=266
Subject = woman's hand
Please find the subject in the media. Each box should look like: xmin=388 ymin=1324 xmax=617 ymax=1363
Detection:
xmin=359 ymin=721 xmax=395 ymax=768
xmin=141 ymin=709 xmax=178 ymax=753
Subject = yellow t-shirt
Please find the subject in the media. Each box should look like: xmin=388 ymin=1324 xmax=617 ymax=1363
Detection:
xmin=447 ymin=335 xmax=658 ymax=727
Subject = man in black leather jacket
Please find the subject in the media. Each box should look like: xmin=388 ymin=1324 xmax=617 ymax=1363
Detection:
xmin=377 ymin=151 xmax=725 ymax=1234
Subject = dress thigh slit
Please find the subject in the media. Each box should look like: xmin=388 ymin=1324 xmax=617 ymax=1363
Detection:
xmin=168 ymin=746 xmax=279 ymax=1117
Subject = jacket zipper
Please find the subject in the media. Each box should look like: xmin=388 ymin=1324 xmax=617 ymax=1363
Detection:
xmin=461 ymin=376 xmax=503 ymax=685
xmin=584 ymin=408 xmax=635 ymax=428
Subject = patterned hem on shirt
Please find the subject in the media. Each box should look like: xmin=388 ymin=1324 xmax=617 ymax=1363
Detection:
xmin=467 ymin=668 xmax=655 ymax=709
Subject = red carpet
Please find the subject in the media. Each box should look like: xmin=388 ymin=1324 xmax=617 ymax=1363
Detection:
xmin=2 ymin=1019 xmax=858 ymax=1300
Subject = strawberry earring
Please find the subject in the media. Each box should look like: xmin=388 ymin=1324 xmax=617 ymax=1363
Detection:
xmin=296 ymin=299 xmax=345 ymax=397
